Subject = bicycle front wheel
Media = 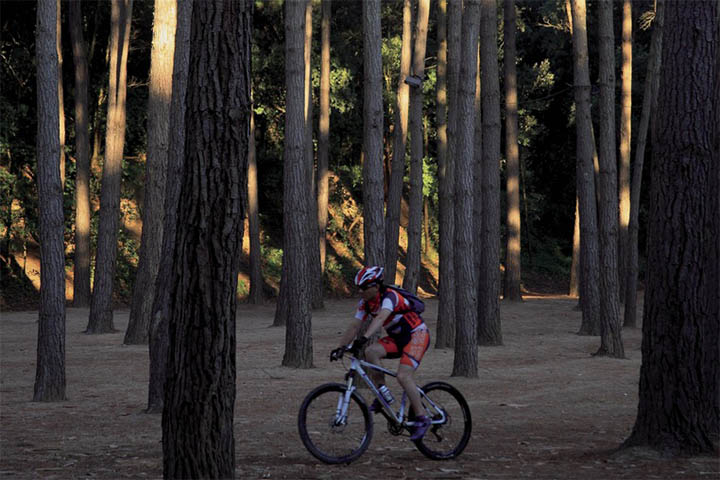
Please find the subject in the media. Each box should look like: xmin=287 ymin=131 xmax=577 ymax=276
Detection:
xmin=298 ymin=383 xmax=373 ymax=464
xmin=413 ymin=381 xmax=472 ymax=460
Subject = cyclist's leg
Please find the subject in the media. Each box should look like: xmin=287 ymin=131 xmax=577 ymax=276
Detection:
xmin=364 ymin=341 xmax=390 ymax=385
xmin=396 ymin=328 xmax=430 ymax=416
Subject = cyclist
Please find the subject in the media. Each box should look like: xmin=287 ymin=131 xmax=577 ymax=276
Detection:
xmin=330 ymin=266 xmax=431 ymax=440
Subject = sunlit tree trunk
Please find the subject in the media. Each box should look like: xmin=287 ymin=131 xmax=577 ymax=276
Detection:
xmin=317 ymin=0 xmax=331 ymax=274
xmin=385 ymin=0 xmax=412 ymax=285
xmin=86 ymin=0 xmax=133 ymax=334
xmin=452 ymin=0 xmax=480 ymax=378
xmin=503 ymin=0 xmax=522 ymax=302
xmin=248 ymin=106 xmax=264 ymax=305
xmin=362 ymin=0 xmax=385 ymax=267
xmin=625 ymin=0 xmax=664 ymax=329
xmin=623 ymin=0 xmax=718 ymax=454
xmin=569 ymin=198 xmax=580 ymax=298
xmin=403 ymin=0 xmax=430 ymax=295
xmin=125 ymin=0 xmax=176 ymax=345
xmin=69 ymin=0 xmax=92 ymax=308
xmin=571 ymin=0 xmax=601 ymax=337
xmin=161 ymin=2 xmax=251 ymax=477
xmin=56 ymin=0 xmax=66 ymax=188
xmin=435 ymin=0 xmax=456 ymax=349
xmin=280 ymin=0 xmax=314 ymax=368
xmin=595 ymin=0 xmax=624 ymax=358
xmin=34 ymin=0 xmax=66 ymax=402
xmin=147 ymin=0 xmax=192 ymax=414
xmin=617 ymin=0 xmax=632 ymax=304
xmin=478 ymin=0 xmax=503 ymax=346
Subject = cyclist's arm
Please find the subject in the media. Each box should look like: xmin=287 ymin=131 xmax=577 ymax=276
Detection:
xmin=338 ymin=317 xmax=363 ymax=347
xmin=362 ymin=308 xmax=391 ymax=339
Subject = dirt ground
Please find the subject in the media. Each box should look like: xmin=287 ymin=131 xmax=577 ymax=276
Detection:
xmin=1 ymin=296 xmax=718 ymax=479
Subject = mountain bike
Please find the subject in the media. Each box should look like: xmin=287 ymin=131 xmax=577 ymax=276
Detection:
xmin=297 ymin=348 xmax=472 ymax=464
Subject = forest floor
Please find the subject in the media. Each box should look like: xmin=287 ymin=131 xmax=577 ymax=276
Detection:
xmin=1 ymin=296 xmax=718 ymax=479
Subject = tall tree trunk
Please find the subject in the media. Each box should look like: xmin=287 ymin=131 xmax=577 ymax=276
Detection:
xmin=247 ymin=106 xmax=264 ymax=305
xmin=125 ymin=0 xmax=176 ymax=345
xmin=625 ymin=0 xmax=664 ymax=329
xmin=56 ymin=0 xmax=66 ymax=188
xmin=402 ymin=0 xmax=430 ymax=295
xmin=478 ymin=0 xmax=503 ymax=346
xmin=86 ymin=0 xmax=133 ymax=334
xmin=34 ymin=0 xmax=66 ymax=402
xmin=361 ymin=0 xmax=384 ymax=267
xmin=69 ymin=0 xmax=92 ymax=308
xmin=280 ymin=0 xmax=314 ymax=368
xmin=317 ymin=0 xmax=331 ymax=275
xmin=384 ymin=0 xmax=413 ymax=285
xmin=452 ymin=0 xmax=480 ymax=378
xmin=435 ymin=0 xmax=456 ymax=349
xmin=304 ymin=0 xmax=324 ymax=310
xmin=595 ymin=0 xmax=624 ymax=358
xmin=617 ymin=0 xmax=632 ymax=304
xmin=147 ymin=0 xmax=192 ymax=414
xmin=569 ymin=198 xmax=580 ymax=297
xmin=161 ymin=2 xmax=251 ymax=478
xmin=473 ymin=43 xmax=482 ymax=303
xmin=503 ymin=0 xmax=522 ymax=302
xmin=623 ymin=0 xmax=718 ymax=454
xmin=571 ymin=0 xmax=601 ymax=337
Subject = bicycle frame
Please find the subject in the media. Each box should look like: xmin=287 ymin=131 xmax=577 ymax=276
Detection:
xmin=336 ymin=355 xmax=448 ymax=430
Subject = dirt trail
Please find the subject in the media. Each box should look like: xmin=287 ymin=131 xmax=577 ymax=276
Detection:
xmin=1 ymin=297 xmax=717 ymax=479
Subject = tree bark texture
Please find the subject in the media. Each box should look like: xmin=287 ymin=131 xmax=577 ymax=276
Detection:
xmin=126 ymin=0 xmax=176 ymax=345
xmin=570 ymin=0 xmax=601 ymax=337
xmin=56 ymin=0 xmax=66 ymax=188
xmin=248 ymin=107 xmax=264 ymax=305
xmin=361 ymin=0 xmax=385 ymax=267
xmin=473 ymin=43 xmax=482 ymax=297
xmin=69 ymin=0 xmax=92 ymax=308
xmin=569 ymin=198 xmax=580 ymax=297
xmin=451 ymin=0 xmax=480 ymax=378
xmin=147 ymin=0 xmax=192 ymax=414
xmin=34 ymin=0 xmax=66 ymax=402
xmin=478 ymin=0 xmax=503 ymax=346
xmin=435 ymin=0 xmax=456 ymax=349
xmin=162 ymin=1 xmax=251 ymax=478
xmin=625 ymin=0 xmax=664 ymax=329
xmin=503 ymin=0 xmax=522 ymax=302
xmin=617 ymin=0 xmax=632 ymax=304
xmin=281 ymin=0 xmax=314 ymax=368
xmin=624 ymin=0 xmax=718 ymax=454
xmin=87 ymin=0 xmax=133 ymax=334
xmin=385 ymin=0 xmax=413 ymax=285
xmin=317 ymin=0 xmax=331 ymax=274
xmin=595 ymin=0 xmax=624 ymax=358
xmin=402 ymin=0 xmax=430 ymax=295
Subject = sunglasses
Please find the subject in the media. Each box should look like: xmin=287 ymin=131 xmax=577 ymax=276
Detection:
xmin=359 ymin=283 xmax=377 ymax=291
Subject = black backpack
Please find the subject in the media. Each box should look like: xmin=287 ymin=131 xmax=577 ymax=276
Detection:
xmin=384 ymin=285 xmax=425 ymax=314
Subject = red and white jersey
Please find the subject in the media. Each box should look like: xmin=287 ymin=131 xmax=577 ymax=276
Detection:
xmin=354 ymin=289 xmax=424 ymax=335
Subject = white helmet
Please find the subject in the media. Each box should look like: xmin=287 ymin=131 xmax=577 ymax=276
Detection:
xmin=354 ymin=266 xmax=384 ymax=288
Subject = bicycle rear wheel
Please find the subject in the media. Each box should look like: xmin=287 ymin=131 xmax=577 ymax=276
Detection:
xmin=413 ymin=381 xmax=472 ymax=460
xmin=298 ymin=383 xmax=373 ymax=464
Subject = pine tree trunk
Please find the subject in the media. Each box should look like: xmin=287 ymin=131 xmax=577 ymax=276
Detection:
xmin=34 ymin=0 xmax=66 ymax=402
xmin=570 ymin=0 xmax=601 ymax=337
xmin=317 ymin=0 xmax=331 ymax=274
xmin=402 ymin=0 xmax=430 ymax=295
xmin=125 ymin=0 xmax=176 ymax=345
xmin=569 ymin=198 xmax=580 ymax=298
xmin=56 ymin=0 xmax=66 ymax=188
xmin=452 ymin=0 xmax=480 ymax=378
xmin=361 ymin=0 xmax=385 ymax=267
xmin=478 ymin=0 xmax=503 ymax=346
xmin=435 ymin=0 xmax=456 ymax=349
xmin=595 ymin=0 xmax=624 ymax=358
xmin=161 ymin=2 xmax=251 ymax=477
xmin=623 ymin=0 xmax=718 ymax=453
xmin=87 ymin=0 xmax=133 ymax=334
xmin=69 ymin=0 xmax=92 ymax=308
xmin=248 ymin=107 xmax=264 ymax=305
xmin=503 ymin=0 xmax=522 ymax=302
xmin=147 ymin=0 xmax=192 ymax=414
xmin=625 ymin=0 xmax=664 ymax=329
xmin=617 ymin=0 xmax=632 ymax=304
xmin=385 ymin=0 xmax=413 ymax=285
xmin=280 ymin=0 xmax=313 ymax=368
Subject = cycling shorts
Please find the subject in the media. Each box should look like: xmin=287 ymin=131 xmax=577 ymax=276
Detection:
xmin=378 ymin=326 xmax=430 ymax=370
